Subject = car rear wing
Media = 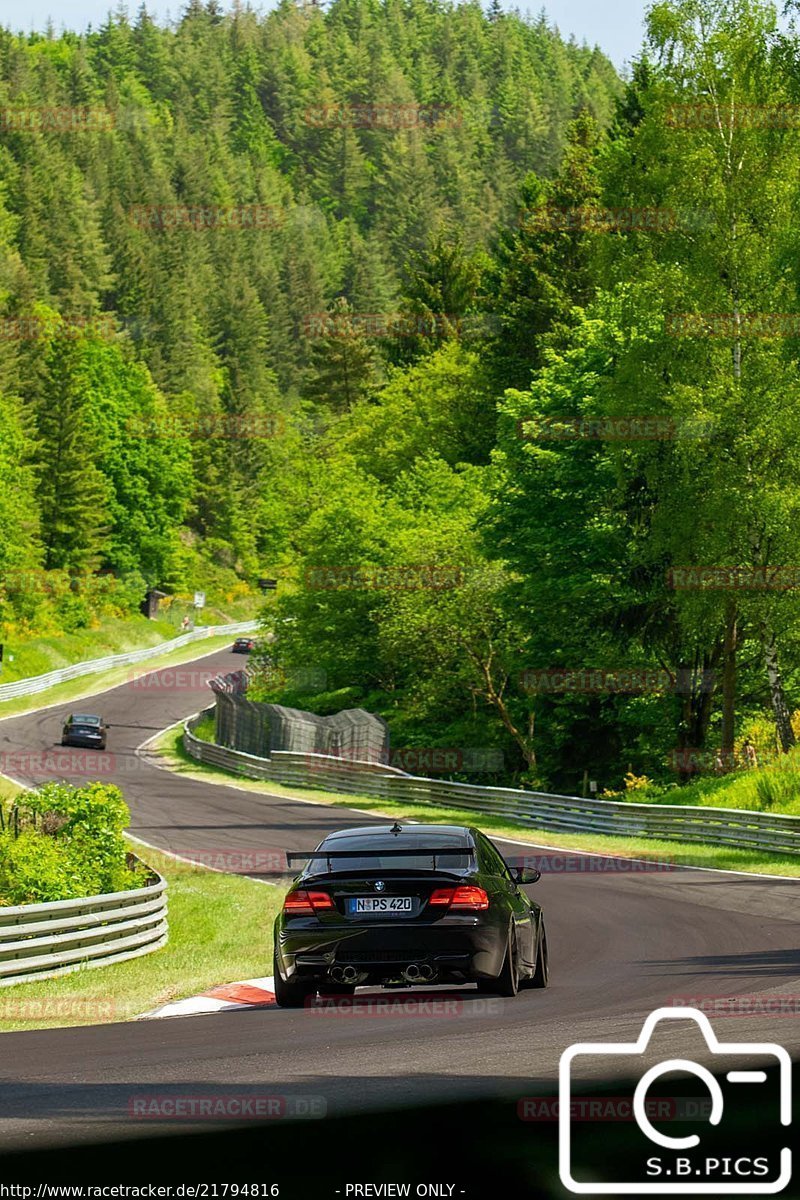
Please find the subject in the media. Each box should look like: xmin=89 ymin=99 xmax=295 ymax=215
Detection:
xmin=287 ymin=846 xmax=476 ymax=871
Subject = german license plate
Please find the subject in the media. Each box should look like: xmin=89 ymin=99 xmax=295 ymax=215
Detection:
xmin=348 ymin=896 xmax=413 ymax=914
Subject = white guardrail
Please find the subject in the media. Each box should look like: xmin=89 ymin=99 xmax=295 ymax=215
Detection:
xmin=0 ymin=862 xmax=167 ymax=986
xmin=0 ymin=620 xmax=259 ymax=703
xmin=184 ymin=709 xmax=800 ymax=858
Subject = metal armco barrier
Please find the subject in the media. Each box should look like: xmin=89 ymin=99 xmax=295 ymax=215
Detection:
xmin=0 ymin=860 xmax=167 ymax=986
xmin=0 ymin=620 xmax=258 ymax=703
xmin=183 ymin=709 xmax=800 ymax=857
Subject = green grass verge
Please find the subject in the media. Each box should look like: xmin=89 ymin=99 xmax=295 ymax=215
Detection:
xmin=0 ymin=631 xmax=252 ymax=723
xmin=153 ymin=726 xmax=800 ymax=878
xmin=0 ymin=775 xmax=23 ymax=804
xmin=190 ymin=713 xmax=217 ymax=743
xmin=0 ymin=842 xmax=284 ymax=1033
xmin=1 ymin=615 xmax=181 ymax=683
xmin=626 ymin=748 xmax=800 ymax=817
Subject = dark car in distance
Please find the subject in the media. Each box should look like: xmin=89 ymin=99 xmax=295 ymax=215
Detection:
xmin=232 ymin=637 xmax=256 ymax=653
xmin=61 ymin=713 xmax=108 ymax=750
xmin=272 ymin=822 xmax=548 ymax=1007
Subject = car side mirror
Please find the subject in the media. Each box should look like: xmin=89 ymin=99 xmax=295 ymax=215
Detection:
xmin=512 ymin=866 xmax=541 ymax=885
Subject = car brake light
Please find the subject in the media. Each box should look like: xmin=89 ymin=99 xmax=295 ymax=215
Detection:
xmin=428 ymin=886 xmax=489 ymax=911
xmin=283 ymin=889 xmax=334 ymax=915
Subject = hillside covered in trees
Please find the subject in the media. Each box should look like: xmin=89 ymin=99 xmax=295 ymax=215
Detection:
xmin=4 ymin=0 xmax=800 ymax=796
xmin=0 ymin=0 xmax=617 ymax=595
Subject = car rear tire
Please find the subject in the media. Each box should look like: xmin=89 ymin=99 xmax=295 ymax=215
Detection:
xmin=272 ymin=954 xmax=317 ymax=1009
xmin=476 ymin=928 xmax=519 ymax=997
xmin=527 ymin=921 xmax=549 ymax=989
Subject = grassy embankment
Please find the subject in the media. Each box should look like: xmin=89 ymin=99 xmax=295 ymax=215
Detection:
xmin=616 ymin=751 xmax=800 ymax=816
xmin=0 ymin=613 xmax=258 ymax=722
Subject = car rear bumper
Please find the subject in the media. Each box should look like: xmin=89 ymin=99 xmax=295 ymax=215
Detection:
xmin=276 ymin=918 xmax=506 ymax=984
xmin=61 ymin=735 xmax=105 ymax=748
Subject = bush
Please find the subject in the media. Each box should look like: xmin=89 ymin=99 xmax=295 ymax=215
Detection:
xmin=734 ymin=713 xmax=780 ymax=769
xmin=54 ymin=593 xmax=93 ymax=631
xmin=752 ymin=755 xmax=800 ymax=812
xmin=0 ymin=831 xmax=83 ymax=904
xmin=0 ymin=782 xmax=145 ymax=905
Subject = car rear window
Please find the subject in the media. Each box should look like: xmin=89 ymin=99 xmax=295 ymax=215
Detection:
xmin=72 ymin=715 xmax=101 ymax=725
xmin=304 ymin=838 xmax=473 ymax=874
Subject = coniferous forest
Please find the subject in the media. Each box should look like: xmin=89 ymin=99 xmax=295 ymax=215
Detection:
xmin=5 ymin=0 xmax=800 ymax=798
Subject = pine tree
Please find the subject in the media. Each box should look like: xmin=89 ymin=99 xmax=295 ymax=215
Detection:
xmin=393 ymin=230 xmax=483 ymax=363
xmin=307 ymin=296 xmax=379 ymax=410
xmin=34 ymin=333 xmax=111 ymax=572
xmin=485 ymin=109 xmax=602 ymax=391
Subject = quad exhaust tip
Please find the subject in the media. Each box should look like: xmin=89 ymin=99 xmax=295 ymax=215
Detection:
xmin=330 ymin=965 xmax=359 ymax=983
xmin=329 ymin=962 xmax=436 ymax=984
xmin=402 ymin=963 xmax=435 ymax=982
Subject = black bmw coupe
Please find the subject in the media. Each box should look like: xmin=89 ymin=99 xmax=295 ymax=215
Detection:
xmin=272 ymin=822 xmax=548 ymax=1007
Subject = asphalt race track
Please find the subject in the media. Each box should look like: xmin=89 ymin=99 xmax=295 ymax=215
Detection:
xmin=0 ymin=646 xmax=799 ymax=1152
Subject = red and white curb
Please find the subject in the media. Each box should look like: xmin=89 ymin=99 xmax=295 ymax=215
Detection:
xmin=138 ymin=977 xmax=476 ymax=1020
xmin=141 ymin=977 xmax=276 ymax=1019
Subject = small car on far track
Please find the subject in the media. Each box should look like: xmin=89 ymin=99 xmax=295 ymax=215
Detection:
xmin=232 ymin=637 xmax=256 ymax=653
xmin=61 ymin=713 xmax=108 ymax=750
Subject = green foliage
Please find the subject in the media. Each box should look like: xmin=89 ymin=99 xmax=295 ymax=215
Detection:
xmin=484 ymin=111 xmax=603 ymax=391
xmin=0 ymin=832 xmax=77 ymax=906
xmin=12 ymin=0 xmax=800 ymax=809
xmin=33 ymin=330 xmax=113 ymax=574
xmin=307 ymin=297 xmax=381 ymax=411
xmin=339 ymin=342 xmax=495 ymax=481
xmin=0 ymin=0 xmax=618 ymax=643
xmin=0 ymin=782 xmax=144 ymax=904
